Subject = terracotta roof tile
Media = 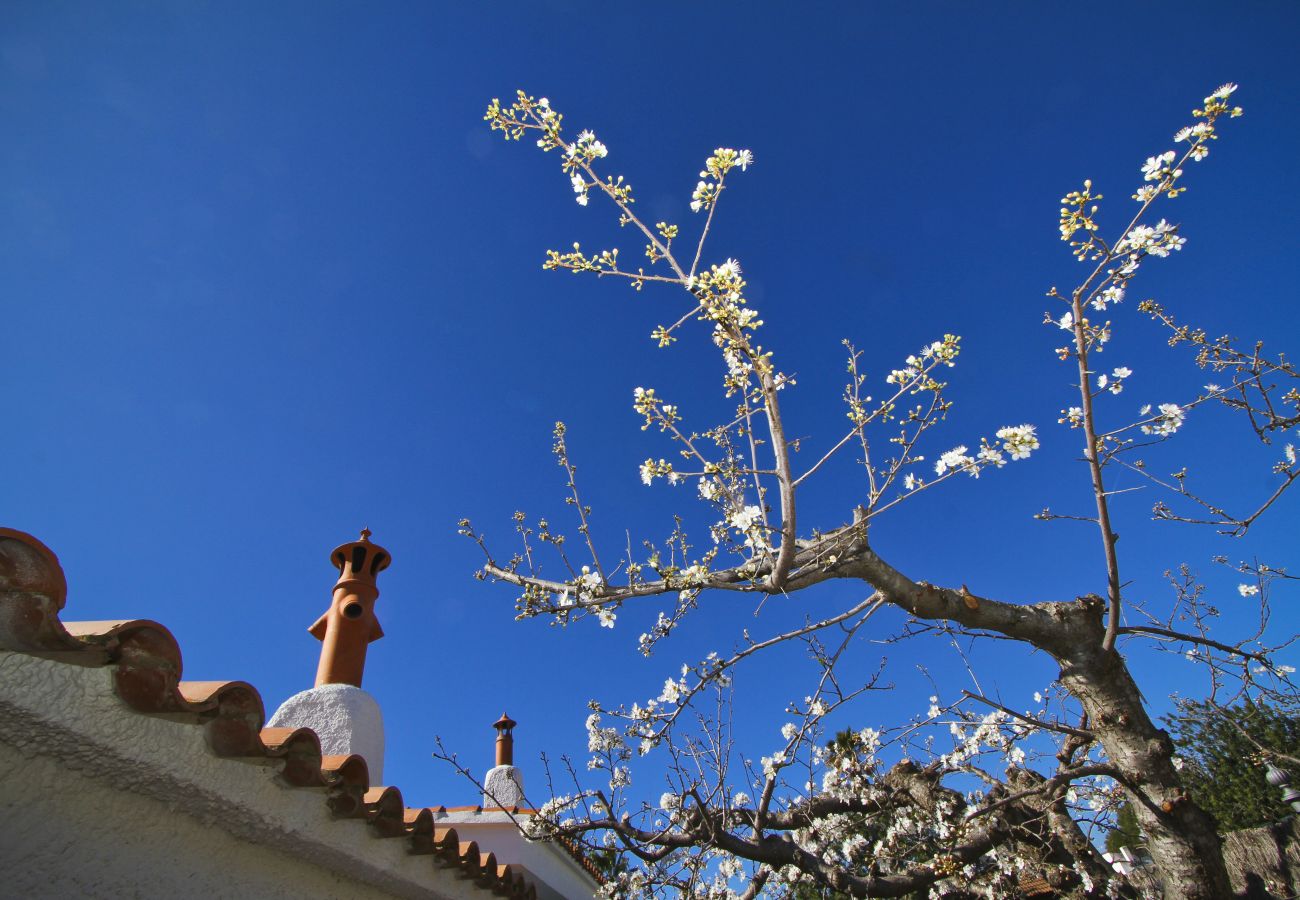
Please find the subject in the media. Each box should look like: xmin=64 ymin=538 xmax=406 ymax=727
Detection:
xmin=1017 ymin=873 xmax=1056 ymax=896
xmin=0 ymin=527 xmax=550 ymax=899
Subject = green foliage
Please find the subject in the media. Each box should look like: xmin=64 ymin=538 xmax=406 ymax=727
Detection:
xmin=1164 ymin=698 xmax=1300 ymax=832
xmin=1105 ymin=801 xmax=1144 ymax=854
xmin=591 ymin=846 xmax=628 ymax=882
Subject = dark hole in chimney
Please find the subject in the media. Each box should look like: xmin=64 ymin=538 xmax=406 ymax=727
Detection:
xmin=351 ymin=545 xmax=367 ymax=573
xmin=343 ymin=601 xmax=364 ymax=620
xmin=370 ymin=552 xmax=388 ymax=575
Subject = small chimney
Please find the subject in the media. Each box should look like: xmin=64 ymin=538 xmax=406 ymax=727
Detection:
xmin=309 ymin=528 xmax=389 ymax=688
xmin=483 ymin=713 xmax=525 ymax=809
xmin=494 ymin=712 xmax=517 ymax=766
xmin=267 ymin=529 xmax=389 ymax=782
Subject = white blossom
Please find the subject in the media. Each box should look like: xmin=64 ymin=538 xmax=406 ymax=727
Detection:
xmin=1207 ymin=82 xmax=1238 ymax=102
xmin=979 ymin=444 xmax=1006 ymax=468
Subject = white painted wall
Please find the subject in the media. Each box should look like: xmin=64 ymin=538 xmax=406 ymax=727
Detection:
xmin=437 ymin=809 xmax=600 ymax=900
xmin=0 ymin=651 xmax=493 ymax=900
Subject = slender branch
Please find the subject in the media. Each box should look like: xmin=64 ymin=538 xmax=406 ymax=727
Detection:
xmin=1116 ymin=625 xmax=1272 ymax=663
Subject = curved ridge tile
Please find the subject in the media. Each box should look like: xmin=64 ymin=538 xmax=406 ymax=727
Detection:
xmin=493 ymin=863 xmax=525 ymax=894
xmin=402 ymin=806 xmax=438 ymax=856
xmin=429 ymin=827 xmax=467 ymax=870
xmin=475 ymin=851 xmax=499 ymax=886
xmin=321 ymin=754 xmax=370 ymax=816
xmin=0 ymin=528 xmax=92 ymax=657
xmin=75 ymin=621 xmax=187 ymax=714
xmin=404 ymin=806 xmax=433 ymax=831
xmin=430 ymin=825 xmax=461 ymax=861
xmin=456 ymin=840 xmax=482 ymax=876
xmin=259 ymin=727 xmax=327 ymax=787
xmin=0 ymin=528 xmax=66 ymax=606
xmin=362 ymin=786 xmax=407 ymax=838
xmin=180 ymin=681 xmax=266 ymax=756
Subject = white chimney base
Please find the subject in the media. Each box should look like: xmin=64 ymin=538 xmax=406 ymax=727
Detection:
xmin=268 ymin=683 xmax=385 ymax=784
xmin=483 ymin=764 xmax=525 ymax=808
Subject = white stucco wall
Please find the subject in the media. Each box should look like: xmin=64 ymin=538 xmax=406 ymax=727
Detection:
xmin=0 ymin=651 xmax=493 ymax=900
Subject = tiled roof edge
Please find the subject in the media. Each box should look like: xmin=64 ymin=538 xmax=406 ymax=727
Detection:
xmin=0 ymin=528 xmax=542 ymax=900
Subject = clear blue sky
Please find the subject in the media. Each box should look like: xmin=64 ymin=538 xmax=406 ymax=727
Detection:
xmin=4 ymin=2 xmax=1298 ymax=808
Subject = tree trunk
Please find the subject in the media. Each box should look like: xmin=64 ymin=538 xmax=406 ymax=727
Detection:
xmin=1052 ymin=597 xmax=1232 ymax=899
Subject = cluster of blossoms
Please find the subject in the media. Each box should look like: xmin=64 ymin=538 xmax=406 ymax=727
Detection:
xmin=1140 ymin=402 xmax=1186 ymax=436
xmin=689 ymin=259 xmax=777 ymax=397
xmin=698 ymin=477 xmax=723 ymax=501
xmin=933 ymin=426 xmax=1038 ymax=477
xmin=997 ymin=424 xmax=1040 ymax=460
xmin=726 ymin=504 xmax=768 ymax=552
xmin=1059 ymin=406 xmax=1084 ymax=428
xmin=632 ymin=386 xmax=677 ymax=430
xmin=1128 ymin=85 xmax=1239 ymax=204
xmin=885 ymin=335 xmax=961 ymax=391
xmin=1058 ymin=179 xmax=1104 ymax=258
xmin=639 ymin=457 xmax=678 ymax=486
xmin=939 ymin=709 xmax=1028 ymax=769
xmin=1052 ymin=86 xmax=1243 ymax=370
xmin=1116 ymin=219 xmax=1186 ymax=258
xmin=1140 ymin=151 xmax=1182 ymax=188
xmin=934 ymin=445 xmax=978 ymax=476
xmin=1089 ymin=285 xmax=1125 ymax=311
xmin=570 ymin=129 xmax=609 ymax=162
xmin=562 ymin=128 xmax=612 ymax=209
xmin=1096 ymin=366 xmax=1132 ymax=395
xmin=541 ymin=242 xmax=621 ymax=275
xmin=556 ymin=566 xmax=616 ymax=627
xmin=690 ymin=148 xmax=752 ymax=213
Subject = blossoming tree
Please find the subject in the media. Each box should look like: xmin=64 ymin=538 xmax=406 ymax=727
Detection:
xmin=459 ymin=85 xmax=1298 ymax=897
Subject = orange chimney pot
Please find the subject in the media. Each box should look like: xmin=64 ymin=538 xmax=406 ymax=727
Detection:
xmin=309 ymin=529 xmax=390 ymax=688
xmin=493 ymin=712 xmax=517 ymax=767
